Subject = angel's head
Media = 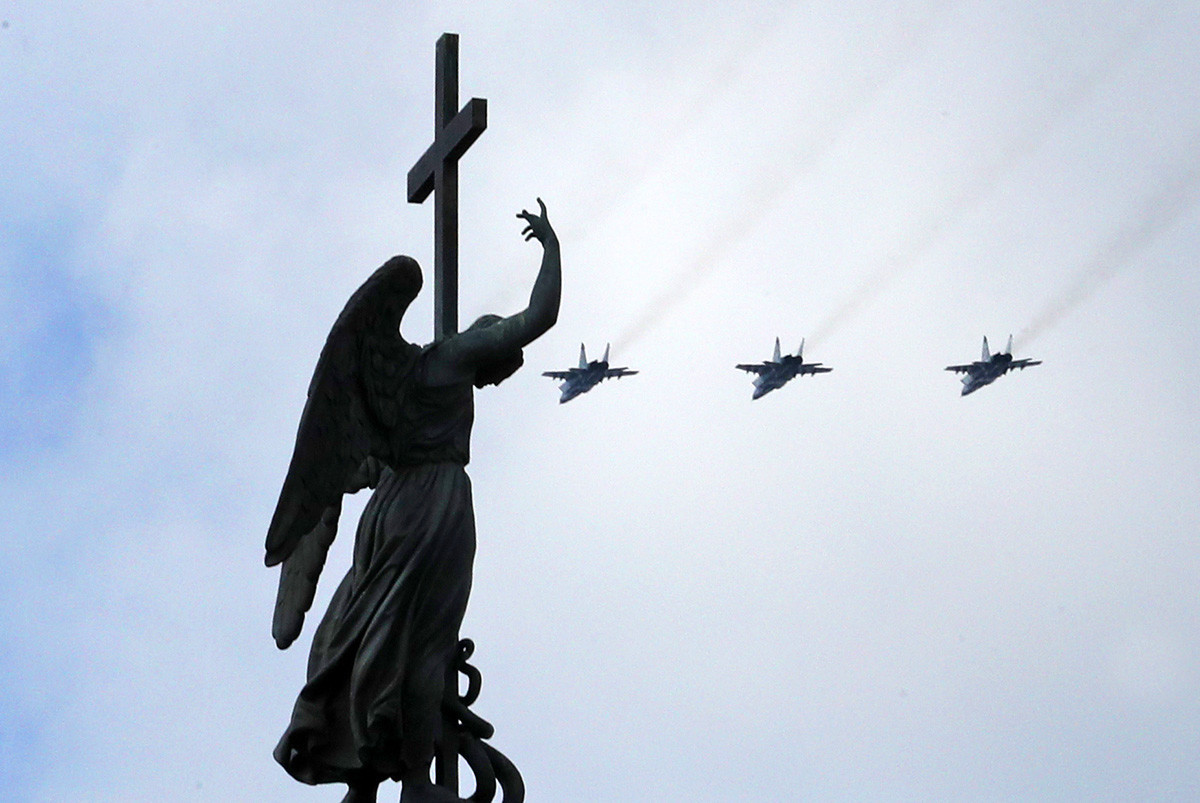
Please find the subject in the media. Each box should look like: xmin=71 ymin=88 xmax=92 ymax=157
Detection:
xmin=467 ymin=314 xmax=524 ymax=388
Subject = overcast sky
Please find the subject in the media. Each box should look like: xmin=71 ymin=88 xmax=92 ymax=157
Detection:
xmin=3 ymin=1 xmax=1200 ymax=800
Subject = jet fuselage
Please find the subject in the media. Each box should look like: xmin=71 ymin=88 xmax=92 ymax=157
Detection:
xmin=556 ymin=360 xmax=610 ymax=403
xmin=960 ymin=354 xmax=1013 ymax=395
xmin=543 ymin=343 xmax=638 ymax=402
xmin=751 ymin=358 xmax=807 ymax=399
xmin=737 ymin=338 xmax=831 ymax=399
xmin=947 ymin=336 xmax=1040 ymax=395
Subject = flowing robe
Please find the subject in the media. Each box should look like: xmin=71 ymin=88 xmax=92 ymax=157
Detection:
xmin=275 ymin=349 xmax=476 ymax=785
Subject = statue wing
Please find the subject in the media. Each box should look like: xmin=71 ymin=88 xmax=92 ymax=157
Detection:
xmin=265 ymin=256 xmax=422 ymax=649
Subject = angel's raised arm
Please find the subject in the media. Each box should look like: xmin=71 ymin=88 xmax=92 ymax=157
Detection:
xmin=430 ymin=199 xmax=560 ymax=381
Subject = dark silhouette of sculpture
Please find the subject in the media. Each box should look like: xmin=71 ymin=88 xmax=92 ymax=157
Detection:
xmin=266 ymin=200 xmax=559 ymax=803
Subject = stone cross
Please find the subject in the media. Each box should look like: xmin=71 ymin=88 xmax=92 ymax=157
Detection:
xmin=408 ymin=32 xmax=488 ymax=340
xmin=407 ymin=33 xmax=487 ymax=793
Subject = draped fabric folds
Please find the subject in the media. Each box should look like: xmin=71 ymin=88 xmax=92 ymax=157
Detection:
xmin=275 ymin=360 xmax=477 ymax=785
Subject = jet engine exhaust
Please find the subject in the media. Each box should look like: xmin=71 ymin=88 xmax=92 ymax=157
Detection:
xmin=807 ymin=14 xmax=1154 ymax=351
xmin=1015 ymin=153 xmax=1200 ymax=351
xmin=613 ymin=3 xmax=948 ymax=353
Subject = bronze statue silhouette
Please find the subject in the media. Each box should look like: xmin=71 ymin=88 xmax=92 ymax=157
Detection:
xmin=266 ymin=200 xmax=559 ymax=803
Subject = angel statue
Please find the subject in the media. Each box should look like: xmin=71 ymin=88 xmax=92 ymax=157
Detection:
xmin=264 ymin=200 xmax=559 ymax=803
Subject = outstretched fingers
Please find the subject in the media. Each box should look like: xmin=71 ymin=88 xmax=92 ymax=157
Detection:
xmin=516 ymin=198 xmax=548 ymax=223
xmin=516 ymin=198 xmax=551 ymax=241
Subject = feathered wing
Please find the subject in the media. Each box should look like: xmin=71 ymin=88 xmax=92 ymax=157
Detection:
xmin=265 ymin=256 xmax=421 ymax=649
xmin=270 ymin=457 xmax=388 ymax=649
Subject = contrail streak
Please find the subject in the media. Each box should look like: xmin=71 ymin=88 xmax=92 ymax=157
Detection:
xmin=557 ymin=1 xmax=801 ymax=246
xmin=806 ymin=7 xmax=1160 ymax=350
xmin=615 ymin=0 xmax=952 ymax=352
xmin=474 ymin=2 xmax=803 ymax=319
xmin=1014 ymin=153 xmax=1200 ymax=351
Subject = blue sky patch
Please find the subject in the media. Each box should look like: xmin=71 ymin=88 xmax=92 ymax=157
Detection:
xmin=0 ymin=213 xmax=116 ymax=459
xmin=0 ymin=643 xmax=40 ymax=803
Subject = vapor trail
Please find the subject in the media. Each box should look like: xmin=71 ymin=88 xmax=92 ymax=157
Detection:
xmin=614 ymin=0 xmax=952 ymax=352
xmin=806 ymin=9 xmax=1160 ymax=350
xmin=475 ymin=2 xmax=803 ymax=318
xmin=557 ymin=1 xmax=801 ymax=245
xmin=1014 ymin=155 xmax=1200 ymax=351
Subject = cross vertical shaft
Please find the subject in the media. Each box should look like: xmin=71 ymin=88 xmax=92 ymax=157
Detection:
xmin=406 ymin=33 xmax=489 ymax=794
xmin=408 ymin=32 xmax=488 ymax=340
xmin=434 ymin=33 xmax=458 ymax=341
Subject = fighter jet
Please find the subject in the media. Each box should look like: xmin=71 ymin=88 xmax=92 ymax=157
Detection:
xmin=945 ymin=335 xmax=1041 ymax=396
xmin=543 ymin=343 xmax=637 ymax=403
xmin=736 ymin=337 xmax=831 ymax=400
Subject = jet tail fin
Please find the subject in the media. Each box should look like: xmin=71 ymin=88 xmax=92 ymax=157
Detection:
xmin=578 ymin=343 xmax=587 ymax=369
xmin=1005 ymin=334 xmax=1013 ymax=355
xmin=798 ymin=337 xmax=805 ymax=361
xmin=981 ymin=336 xmax=991 ymax=362
xmin=603 ymin=343 xmax=611 ymax=364
xmin=773 ymin=337 xmax=782 ymax=363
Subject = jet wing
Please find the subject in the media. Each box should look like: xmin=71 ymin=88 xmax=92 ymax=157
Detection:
xmin=605 ymin=368 xmax=638 ymax=378
xmin=797 ymin=364 xmax=832 ymax=375
xmin=542 ymin=370 xmax=574 ymax=380
xmin=736 ymin=363 xmax=770 ymax=375
xmin=944 ymin=363 xmax=978 ymax=374
xmin=1008 ymin=359 xmax=1042 ymax=371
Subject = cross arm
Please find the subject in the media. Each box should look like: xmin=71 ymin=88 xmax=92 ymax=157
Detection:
xmin=406 ymin=98 xmax=488 ymax=203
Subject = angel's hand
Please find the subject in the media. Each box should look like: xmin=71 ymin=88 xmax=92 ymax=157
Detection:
xmin=516 ymin=198 xmax=556 ymax=245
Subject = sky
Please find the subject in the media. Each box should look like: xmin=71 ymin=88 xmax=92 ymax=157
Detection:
xmin=2 ymin=1 xmax=1199 ymax=800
